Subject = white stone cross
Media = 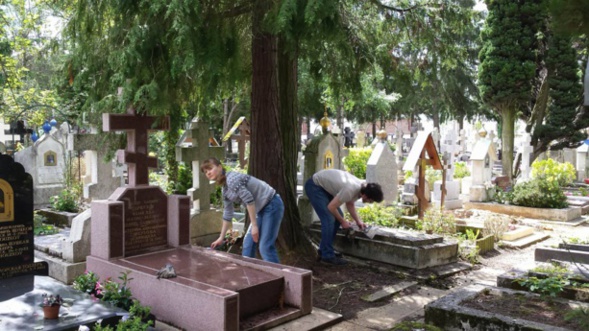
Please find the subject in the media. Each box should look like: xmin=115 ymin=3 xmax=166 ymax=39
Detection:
xmin=176 ymin=118 xmax=224 ymax=211
xmin=519 ymin=132 xmax=533 ymax=181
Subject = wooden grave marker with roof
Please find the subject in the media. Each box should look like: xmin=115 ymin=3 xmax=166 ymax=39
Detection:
xmin=402 ymin=131 xmax=443 ymax=219
xmin=222 ymin=117 xmax=250 ymax=168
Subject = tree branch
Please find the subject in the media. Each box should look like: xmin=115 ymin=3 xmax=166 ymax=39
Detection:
xmin=368 ymin=0 xmax=422 ymax=13
xmin=221 ymin=3 xmax=253 ymax=18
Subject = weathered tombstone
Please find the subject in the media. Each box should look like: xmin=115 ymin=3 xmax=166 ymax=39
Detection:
xmin=222 ymin=116 xmax=250 ymax=169
xmin=176 ymin=117 xmax=224 ymax=212
xmin=433 ymin=130 xmax=462 ymax=210
xmin=366 ymin=130 xmax=398 ymax=205
xmin=0 ymin=155 xmax=49 ymax=279
xmin=74 ymin=132 xmax=124 ymax=201
xmin=14 ymin=131 xmax=67 ymax=208
xmin=459 ymin=129 xmax=467 ymax=154
xmin=577 ymin=143 xmax=589 ymax=181
xmin=175 ymin=118 xmax=225 ymax=245
xmin=402 ymin=131 xmax=443 ymax=218
xmin=469 ymin=135 xmax=497 ymax=202
xmin=517 ymin=132 xmax=533 ymax=183
xmin=88 ymin=109 xmax=311 ymax=330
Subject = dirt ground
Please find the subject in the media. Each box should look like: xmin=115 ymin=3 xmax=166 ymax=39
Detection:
xmin=280 ymin=211 xmax=589 ymax=322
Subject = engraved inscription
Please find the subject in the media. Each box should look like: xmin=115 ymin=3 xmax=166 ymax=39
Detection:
xmin=0 ymin=263 xmax=46 ymax=278
xmin=0 ymin=224 xmax=33 ymax=258
xmin=121 ymin=188 xmax=168 ymax=255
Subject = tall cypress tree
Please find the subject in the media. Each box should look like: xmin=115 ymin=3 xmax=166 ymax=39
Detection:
xmin=478 ymin=0 xmax=544 ymax=180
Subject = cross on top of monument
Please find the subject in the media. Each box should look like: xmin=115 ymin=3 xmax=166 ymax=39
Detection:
xmin=176 ymin=118 xmax=224 ymax=211
xmin=103 ymin=108 xmax=169 ymax=186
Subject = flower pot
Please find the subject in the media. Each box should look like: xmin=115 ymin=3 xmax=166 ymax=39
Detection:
xmin=43 ymin=305 xmax=60 ymax=319
xmin=584 ymin=178 xmax=589 ymax=184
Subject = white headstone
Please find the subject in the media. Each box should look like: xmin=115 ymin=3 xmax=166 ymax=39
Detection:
xmin=518 ymin=133 xmax=533 ymax=182
xmin=577 ymin=143 xmax=589 ymax=181
xmin=366 ymin=138 xmax=398 ymax=205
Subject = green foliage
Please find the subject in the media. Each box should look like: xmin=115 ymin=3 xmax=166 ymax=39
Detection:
xmin=390 ymin=321 xmax=442 ymax=331
xmin=33 ymin=213 xmax=58 ymax=236
xmin=564 ymin=307 xmax=589 ymax=330
xmin=510 ymin=179 xmax=568 ymax=209
xmin=99 ymin=271 xmax=134 ymax=311
xmin=565 ymin=237 xmax=589 ymax=245
xmin=531 ymin=262 xmax=569 ymax=277
xmin=417 ymin=208 xmax=456 ymax=235
xmin=482 ymin=215 xmax=509 ymax=242
xmin=453 ymin=161 xmax=470 ymax=179
xmin=73 ymin=271 xmax=99 ymax=296
xmin=516 ymin=275 xmax=570 ymax=297
xmin=531 ymin=159 xmax=576 ymax=187
xmin=425 ymin=167 xmax=442 ymax=188
xmin=49 ymin=184 xmax=81 ymax=213
xmin=343 ymin=148 xmax=372 ymax=179
xmin=492 ymin=188 xmax=514 ymax=205
xmin=456 ymin=229 xmax=481 ymax=265
xmin=174 ymin=163 xmax=193 ymax=195
xmin=356 ymin=204 xmax=402 ymax=228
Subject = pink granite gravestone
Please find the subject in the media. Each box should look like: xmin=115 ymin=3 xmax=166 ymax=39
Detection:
xmin=88 ymin=109 xmax=311 ymax=331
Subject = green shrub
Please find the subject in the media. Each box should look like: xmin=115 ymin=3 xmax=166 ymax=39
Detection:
xmin=417 ymin=207 xmax=456 ymax=235
xmin=516 ymin=276 xmax=570 ymax=297
xmin=510 ymin=179 xmax=568 ymax=209
xmin=343 ymin=148 xmax=373 ymax=179
xmin=453 ymin=161 xmax=470 ymax=179
xmin=356 ymin=204 xmax=403 ymax=228
xmin=49 ymin=184 xmax=81 ymax=212
xmin=33 ymin=212 xmax=58 ymax=236
xmin=73 ymin=271 xmax=99 ymax=296
xmin=100 ymin=271 xmax=134 ymax=311
xmin=531 ymin=158 xmax=576 ymax=187
xmin=174 ymin=163 xmax=193 ymax=195
xmin=425 ymin=167 xmax=442 ymax=188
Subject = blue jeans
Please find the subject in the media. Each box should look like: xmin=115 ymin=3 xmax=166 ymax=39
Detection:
xmin=242 ymin=194 xmax=284 ymax=263
xmin=304 ymin=178 xmax=343 ymax=260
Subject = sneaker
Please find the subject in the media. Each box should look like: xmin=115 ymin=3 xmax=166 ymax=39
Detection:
xmin=321 ymin=257 xmax=348 ymax=266
xmin=317 ymin=249 xmax=343 ymax=261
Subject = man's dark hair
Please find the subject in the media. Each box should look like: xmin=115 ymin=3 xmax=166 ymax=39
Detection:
xmin=361 ymin=183 xmax=383 ymax=203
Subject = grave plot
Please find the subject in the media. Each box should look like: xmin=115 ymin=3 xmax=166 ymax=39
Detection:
xmin=86 ymin=110 xmax=313 ymax=331
xmin=309 ymin=225 xmax=458 ymax=269
xmin=425 ymin=284 xmax=589 ymax=331
xmin=536 ymin=241 xmax=589 ymax=264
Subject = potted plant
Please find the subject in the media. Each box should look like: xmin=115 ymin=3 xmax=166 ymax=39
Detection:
xmin=40 ymin=293 xmax=63 ymax=319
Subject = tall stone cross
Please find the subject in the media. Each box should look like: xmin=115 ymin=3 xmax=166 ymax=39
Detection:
xmin=176 ymin=118 xmax=224 ymax=211
xmin=103 ymin=108 xmax=169 ymax=187
xmin=441 ymin=130 xmax=459 ymax=180
xmin=520 ymin=133 xmax=533 ymax=181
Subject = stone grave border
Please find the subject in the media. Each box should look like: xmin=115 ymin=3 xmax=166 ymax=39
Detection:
xmin=425 ymin=284 xmax=588 ymax=331
xmin=464 ymin=201 xmax=582 ymax=222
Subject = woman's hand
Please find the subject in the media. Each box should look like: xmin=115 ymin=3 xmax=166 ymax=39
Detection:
xmin=210 ymin=237 xmax=224 ymax=249
xmin=251 ymin=224 xmax=259 ymax=243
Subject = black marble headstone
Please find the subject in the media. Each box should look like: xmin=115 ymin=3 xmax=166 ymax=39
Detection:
xmin=0 ymin=154 xmax=48 ymax=279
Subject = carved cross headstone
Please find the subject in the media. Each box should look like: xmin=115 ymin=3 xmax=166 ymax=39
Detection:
xmin=103 ymin=108 xmax=169 ymax=186
xmin=441 ymin=130 xmax=459 ymax=180
xmin=519 ymin=133 xmax=533 ymax=181
xmin=176 ymin=118 xmax=224 ymax=211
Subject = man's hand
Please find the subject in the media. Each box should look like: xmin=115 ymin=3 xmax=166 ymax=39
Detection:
xmin=356 ymin=220 xmax=366 ymax=231
xmin=210 ymin=237 xmax=224 ymax=249
xmin=340 ymin=220 xmax=353 ymax=229
xmin=251 ymin=224 xmax=259 ymax=243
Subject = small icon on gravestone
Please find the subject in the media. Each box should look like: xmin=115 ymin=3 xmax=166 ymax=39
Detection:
xmin=156 ymin=263 xmax=177 ymax=279
xmin=44 ymin=151 xmax=57 ymax=166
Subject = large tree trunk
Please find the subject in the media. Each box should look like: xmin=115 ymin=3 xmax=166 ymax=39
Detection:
xmin=250 ymin=0 xmax=283 ymax=202
xmin=277 ymin=37 xmax=314 ymax=255
xmin=501 ymin=108 xmax=516 ymax=181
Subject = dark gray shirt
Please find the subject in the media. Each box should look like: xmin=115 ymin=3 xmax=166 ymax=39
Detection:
xmin=222 ymin=172 xmax=276 ymax=222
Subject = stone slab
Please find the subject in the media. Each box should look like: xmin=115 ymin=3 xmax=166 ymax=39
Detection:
xmin=310 ymin=226 xmax=458 ymax=269
xmin=267 ymin=307 xmax=343 ymax=331
xmin=37 ymin=209 xmax=78 ymax=227
xmin=464 ymin=201 xmax=582 ymax=222
xmin=0 ymin=275 xmax=125 ymax=331
xmin=347 ymin=286 xmax=447 ymax=330
xmin=87 ymin=245 xmax=312 ymax=331
xmin=34 ymin=229 xmax=70 ymax=258
xmin=425 ymin=284 xmax=586 ymax=331
xmin=361 ymin=281 xmax=417 ymax=302
xmin=34 ymin=250 xmax=86 ymax=285
xmin=500 ymin=226 xmax=533 ymax=241
xmin=559 ymin=243 xmax=589 ymax=252
xmin=535 ymin=246 xmax=589 ymax=264
xmin=500 ymin=232 xmax=550 ymax=249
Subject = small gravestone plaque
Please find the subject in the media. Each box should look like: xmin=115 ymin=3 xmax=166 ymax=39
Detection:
xmin=0 ymin=155 xmax=48 ymax=279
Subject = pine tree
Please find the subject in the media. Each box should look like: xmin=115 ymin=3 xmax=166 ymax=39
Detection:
xmin=478 ymin=0 xmax=544 ymax=180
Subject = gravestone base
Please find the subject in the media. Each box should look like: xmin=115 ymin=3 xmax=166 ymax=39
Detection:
xmin=309 ymin=224 xmax=458 ymax=269
xmin=34 ymin=250 xmax=85 ymax=285
xmin=87 ymin=246 xmax=312 ymax=331
xmin=432 ymin=181 xmax=463 ymax=210
xmin=469 ymin=185 xmax=487 ymax=202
